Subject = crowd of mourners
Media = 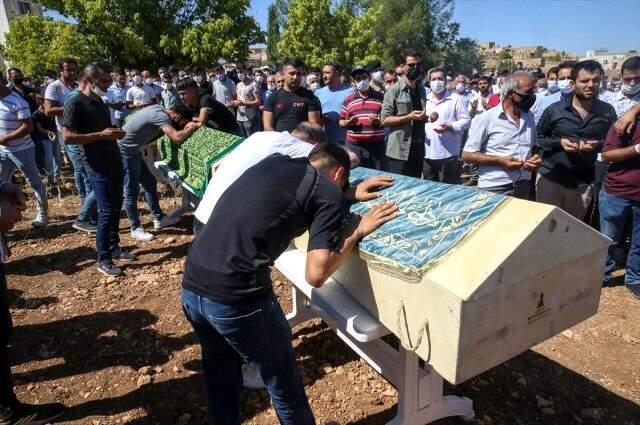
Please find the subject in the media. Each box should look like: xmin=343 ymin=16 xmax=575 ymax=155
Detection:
xmin=0 ymin=48 xmax=638 ymax=424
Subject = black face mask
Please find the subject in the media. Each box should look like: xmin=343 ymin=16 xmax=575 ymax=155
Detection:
xmin=405 ymin=65 xmax=423 ymax=81
xmin=13 ymin=78 xmax=23 ymax=86
xmin=514 ymin=93 xmax=536 ymax=112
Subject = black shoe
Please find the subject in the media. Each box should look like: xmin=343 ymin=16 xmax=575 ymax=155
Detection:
xmin=625 ymin=284 xmax=640 ymax=299
xmin=112 ymin=248 xmax=137 ymax=262
xmin=97 ymin=262 xmax=123 ymax=277
xmin=0 ymin=401 xmax=65 ymax=425
xmin=72 ymin=220 xmax=97 ymax=234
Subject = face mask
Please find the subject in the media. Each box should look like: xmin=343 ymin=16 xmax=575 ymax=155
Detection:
xmin=384 ymin=84 xmax=392 ymax=90
xmin=455 ymin=83 xmax=465 ymax=93
xmin=537 ymin=87 xmax=546 ymax=93
xmin=405 ymin=64 xmax=422 ymax=81
xmin=309 ymin=82 xmax=319 ymax=91
xmin=133 ymin=75 xmax=143 ymax=85
xmin=237 ymin=73 xmax=246 ymax=81
xmin=267 ymin=83 xmax=276 ymax=91
xmin=371 ymin=71 xmax=383 ymax=82
xmin=164 ymin=82 xmax=173 ymax=90
xmin=547 ymin=80 xmax=559 ymax=92
xmin=13 ymin=78 xmax=23 ymax=85
xmin=144 ymin=78 xmax=152 ymax=85
xmin=513 ymin=93 xmax=536 ymax=112
xmin=217 ymin=74 xmax=226 ymax=82
xmin=621 ymin=82 xmax=640 ymax=96
xmin=558 ymin=79 xmax=573 ymax=94
xmin=255 ymin=75 xmax=264 ymax=84
xmin=194 ymin=75 xmax=203 ymax=84
xmin=430 ymin=80 xmax=445 ymax=94
xmin=355 ymin=79 xmax=370 ymax=92
xmin=92 ymin=84 xmax=107 ymax=98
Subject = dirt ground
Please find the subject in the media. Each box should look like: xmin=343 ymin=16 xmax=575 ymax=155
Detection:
xmin=4 ymin=184 xmax=640 ymax=425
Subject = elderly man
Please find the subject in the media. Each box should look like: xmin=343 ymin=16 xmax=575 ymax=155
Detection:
xmin=423 ymin=68 xmax=471 ymax=183
xmin=382 ymin=48 xmax=427 ymax=177
xmin=462 ymin=72 xmax=542 ymax=198
xmin=536 ymin=60 xmax=616 ymax=220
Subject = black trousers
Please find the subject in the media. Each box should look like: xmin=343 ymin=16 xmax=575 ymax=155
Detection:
xmin=386 ymin=142 xmax=425 ymax=178
xmin=345 ymin=141 xmax=387 ymax=171
xmin=0 ymin=263 xmax=16 ymax=407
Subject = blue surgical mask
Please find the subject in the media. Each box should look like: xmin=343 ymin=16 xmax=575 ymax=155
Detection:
xmin=558 ymin=79 xmax=573 ymax=94
xmin=547 ymin=80 xmax=559 ymax=92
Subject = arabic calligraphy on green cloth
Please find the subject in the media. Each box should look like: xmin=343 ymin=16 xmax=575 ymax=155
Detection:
xmin=349 ymin=167 xmax=506 ymax=279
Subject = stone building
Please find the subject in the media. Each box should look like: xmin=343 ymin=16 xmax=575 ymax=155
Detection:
xmin=0 ymin=0 xmax=43 ymax=46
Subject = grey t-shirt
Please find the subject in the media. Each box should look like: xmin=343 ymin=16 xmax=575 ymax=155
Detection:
xmin=118 ymin=105 xmax=172 ymax=154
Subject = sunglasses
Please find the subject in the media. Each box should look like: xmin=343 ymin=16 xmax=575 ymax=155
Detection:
xmin=406 ymin=62 xmax=422 ymax=68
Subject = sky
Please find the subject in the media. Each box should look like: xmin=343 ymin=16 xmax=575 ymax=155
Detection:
xmin=46 ymin=0 xmax=640 ymax=56
xmin=246 ymin=0 xmax=640 ymax=56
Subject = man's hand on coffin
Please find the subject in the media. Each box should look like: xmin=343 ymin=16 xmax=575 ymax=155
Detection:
xmin=522 ymin=154 xmax=542 ymax=171
xmin=560 ymin=137 xmax=579 ymax=153
xmin=500 ymin=156 xmax=525 ymax=171
xmin=357 ymin=202 xmax=399 ymax=238
xmin=349 ymin=176 xmax=395 ymax=202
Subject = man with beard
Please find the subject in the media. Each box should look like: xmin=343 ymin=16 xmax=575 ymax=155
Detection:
xmin=536 ymin=60 xmax=616 ymax=220
xmin=381 ymin=49 xmax=427 ymax=177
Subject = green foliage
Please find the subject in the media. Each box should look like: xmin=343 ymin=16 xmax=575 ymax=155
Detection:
xmin=29 ymin=0 xmax=262 ymax=69
xmin=497 ymin=50 xmax=513 ymax=60
xmin=3 ymin=15 xmax=93 ymax=75
xmin=534 ymin=46 xmax=546 ymax=58
xmin=278 ymin=0 xmax=459 ymax=71
xmin=266 ymin=4 xmax=281 ymax=65
xmin=443 ymin=37 xmax=485 ymax=76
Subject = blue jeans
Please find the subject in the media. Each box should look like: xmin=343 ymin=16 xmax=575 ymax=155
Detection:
xmin=121 ymin=149 xmax=163 ymax=229
xmin=66 ymin=144 xmax=97 ymax=222
xmin=0 ymin=147 xmax=46 ymax=215
xmin=87 ymin=167 xmax=124 ymax=264
xmin=181 ymin=289 xmax=314 ymax=425
xmin=599 ymin=189 xmax=639 ymax=285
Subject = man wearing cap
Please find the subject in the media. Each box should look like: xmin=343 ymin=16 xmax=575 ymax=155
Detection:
xmin=339 ymin=66 xmax=386 ymax=170
xmin=365 ymin=60 xmax=385 ymax=94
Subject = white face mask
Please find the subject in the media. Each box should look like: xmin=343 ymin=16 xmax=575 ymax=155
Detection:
xmin=430 ymin=80 xmax=446 ymax=94
xmin=558 ymin=79 xmax=573 ymax=94
xmin=92 ymin=84 xmax=106 ymax=98
xmin=133 ymin=75 xmax=143 ymax=85
xmin=455 ymin=83 xmax=465 ymax=93
xmin=537 ymin=86 xmax=547 ymax=93
xmin=255 ymin=75 xmax=264 ymax=84
xmin=547 ymin=80 xmax=559 ymax=92
xmin=194 ymin=75 xmax=203 ymax=84
xmin=355 ymin=79 xmax=370 ymax=92
xmin=267 ymin=83 xmax=276 ymax=91
xmin=621 ymin=82 xmax=640 ymax=96
xmin=371 ymin=71 xmax=383 ymax=82
xmin=144 ymin=78 xmax=152 ymax=85
xmin=309 ymin=82 xmax=319 ymax=91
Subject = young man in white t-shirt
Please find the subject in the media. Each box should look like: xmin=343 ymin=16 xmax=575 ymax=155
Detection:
xmin=232 ymin=66 xmax=262 ymax=137
xmin=126 ymin=71 xmax=156 ymax=110
xmin=0 ymin=75 xmax=48 ymax=226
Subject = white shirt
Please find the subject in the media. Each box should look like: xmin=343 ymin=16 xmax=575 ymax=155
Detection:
xmin=44 ymin=79 xmax=77 ymax=130
xmin=0 ymin=92 xmax=34 ymax=153
xmin=468 ymin=90 xmax=493 ymax=117
xmin=213 ymin=79 xmax=237 ymax=108
xmin=194 ymin=131 xmax=316 ymax=224
xmin=126 ymin=84 xmax=156 ymax=105
xmin=463 ymin=103 xmax=536 ymax=188
xmin=236 ymin=80 xmax=260 ymax=121
xmin=424 ymin=90 xmax=471 ymax=160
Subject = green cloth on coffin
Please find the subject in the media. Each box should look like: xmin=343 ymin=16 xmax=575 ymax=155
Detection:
xmin=157 ymin=128 xmax=243 ymax=197
xmin=349 ymin=167 xmax=506 ymax=281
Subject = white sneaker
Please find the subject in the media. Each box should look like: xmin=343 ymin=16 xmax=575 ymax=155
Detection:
xmin=153 ymin=214 xmax=181 ymax=230
xmin=242 ymin=364 xmax=265 ymax=390
xmin=31 ymin=212 xmax=48 ymax=227
xmin=131 ymin=227 xmax=154 ymax=241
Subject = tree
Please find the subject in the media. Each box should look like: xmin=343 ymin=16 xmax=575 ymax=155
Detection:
xmin=266 ymin=4 xmax=281 ymax=65
xmin=278 ymin=0 xmax=351 ymax=69
xmin=443 ymin=37 xmax=485 ymax=76
xmin=3 ymin=15 xmax=93 ymax=75
xmin=534 ymin=46 xmax=546 ymax=58
xmin=34 ymin=0 xmax=262 ymax=68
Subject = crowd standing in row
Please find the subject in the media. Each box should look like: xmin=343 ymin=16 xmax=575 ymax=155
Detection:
xmin=0 ymin=47 xmax=638 ymax=424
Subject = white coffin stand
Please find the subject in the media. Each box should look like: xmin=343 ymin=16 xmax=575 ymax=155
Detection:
xmin=275 ymin=247 xmax=474 ymax=425
xmin=154 ymin=161 xmax=200 ymax=213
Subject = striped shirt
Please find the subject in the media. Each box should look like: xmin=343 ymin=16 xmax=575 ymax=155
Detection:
xmin=340 ymin=90 xmax=385 ymax=143
xmin=0 ymin=92 xmax=33 ymax=153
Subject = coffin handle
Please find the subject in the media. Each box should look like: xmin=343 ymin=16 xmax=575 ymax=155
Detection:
xmin=396 ymin=300 xmax=431 ymax=357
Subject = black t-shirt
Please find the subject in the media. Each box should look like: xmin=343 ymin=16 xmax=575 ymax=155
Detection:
xmin=263 ymin=87 xmax=321 ymax=132
xmin=409 ymin=85 xmax=425 ymax=142
xmin=32 ymin=109 xmax=56 ymax=141
xmin=183 ymin=154 xmax=345 ymax=305
xmin=187 ymin=94 xmax=238 ymax=134
xmin=62 ymin=92 xmax=122 ymax=174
